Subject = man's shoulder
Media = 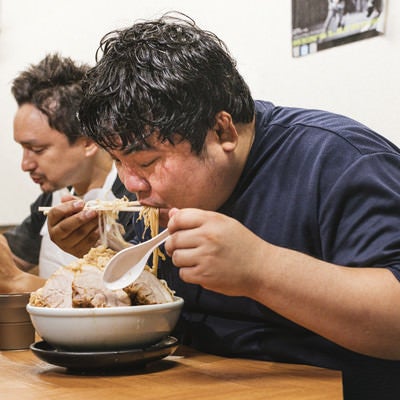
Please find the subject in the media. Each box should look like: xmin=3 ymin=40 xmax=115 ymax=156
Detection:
xmin=256 ymin=100 xmax=400 ymax=156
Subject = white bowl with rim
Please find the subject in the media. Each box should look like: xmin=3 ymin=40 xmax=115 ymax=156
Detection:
xmin=27 ymin=296 xmax=183 ymax=351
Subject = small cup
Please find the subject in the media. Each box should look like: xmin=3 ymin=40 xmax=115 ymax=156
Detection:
xmin=0 ymin=293 xmax=35 ymax=350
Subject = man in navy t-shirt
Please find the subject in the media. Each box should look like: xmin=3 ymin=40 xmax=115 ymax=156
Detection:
xmin=48 ymin=14 xmax=400 ymax=399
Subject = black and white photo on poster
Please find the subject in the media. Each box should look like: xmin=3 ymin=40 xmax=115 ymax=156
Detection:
xmin=292 ymin=0 xmax=387 ymax=57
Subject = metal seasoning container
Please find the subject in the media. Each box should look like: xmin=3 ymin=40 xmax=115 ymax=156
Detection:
xmin=0 ymin=293 xmax=35 ymax=350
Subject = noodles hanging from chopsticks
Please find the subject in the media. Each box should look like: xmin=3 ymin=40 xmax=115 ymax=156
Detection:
xmin=90 ymin=197 xmax=134 ymax=249
xmin=136 ymin=206 xmax=165 ymax=276
xmin=89 ymin=197 xmax=165 ymax=277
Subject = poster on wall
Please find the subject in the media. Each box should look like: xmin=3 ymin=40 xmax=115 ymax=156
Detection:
xmin=292 ymin=0 xmax=387 ymax=57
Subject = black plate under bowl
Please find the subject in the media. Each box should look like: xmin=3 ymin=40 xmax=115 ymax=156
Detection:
xmin=30 ymin=336 xmax=178 ymax=372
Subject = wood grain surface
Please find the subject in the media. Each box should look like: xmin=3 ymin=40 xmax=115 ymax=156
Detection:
xmin=0 ymin=344 xmax=342 ymax=399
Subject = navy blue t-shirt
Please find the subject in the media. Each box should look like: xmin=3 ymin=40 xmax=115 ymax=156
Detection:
xmin=134 ymin=101 xmax=400 ymax=393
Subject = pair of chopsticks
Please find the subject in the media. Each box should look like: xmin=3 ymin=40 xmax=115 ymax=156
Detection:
xmin=38 ymin=200 xmax=142 ymax=215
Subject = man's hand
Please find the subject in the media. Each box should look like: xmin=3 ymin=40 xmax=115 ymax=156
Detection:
xmin=47 ymin=198 xmax=100 ymax=258
xmin=165 ymin=208 xmax=263 ymax=297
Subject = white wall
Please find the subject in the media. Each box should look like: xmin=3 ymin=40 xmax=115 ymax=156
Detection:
xmin=0 ymin=0 xmax=399 ymax=224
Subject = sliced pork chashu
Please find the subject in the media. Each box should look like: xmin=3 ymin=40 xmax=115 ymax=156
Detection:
xmin=72 ymin=264 xmax=131 ymax=307
xmin=125 ymin=269 xmax=175 ymax=305
xmin=29 ymin=267 xmax=74 ymax=308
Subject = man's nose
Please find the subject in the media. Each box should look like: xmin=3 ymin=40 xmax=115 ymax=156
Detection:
xmin=21 ymin=149 xmax=36 ymax=172
xmin=119 ymin=169 xmax=150 ymax=193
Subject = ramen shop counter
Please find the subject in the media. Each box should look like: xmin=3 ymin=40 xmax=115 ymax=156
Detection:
xmin=1 ymin=344 xmax=342 ymax=399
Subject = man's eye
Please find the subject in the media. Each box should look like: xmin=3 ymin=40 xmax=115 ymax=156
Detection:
xmin=32 ymin=148 xmax=45 ymax=154
xmin=140 ymin=158 xmax=157 ymax=168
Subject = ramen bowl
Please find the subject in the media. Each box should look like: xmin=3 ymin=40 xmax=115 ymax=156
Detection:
xmin=0 ymin=293 xmax=35 ymax=350
xmin=27 ymin=296 xmax=183 ymax=351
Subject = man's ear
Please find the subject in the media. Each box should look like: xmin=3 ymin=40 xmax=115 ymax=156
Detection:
xmin=81 ymin=138 xmax=99 ymax=157
xmin=214 ymin=111 xmax=238 ymax=152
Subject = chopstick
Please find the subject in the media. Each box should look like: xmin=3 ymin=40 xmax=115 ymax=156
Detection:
xmin=38 ymin=204 xmax=143 ymax=215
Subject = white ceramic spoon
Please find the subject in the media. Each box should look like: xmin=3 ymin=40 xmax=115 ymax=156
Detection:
xmin=103 ymin=229 xmax=170 ymax=290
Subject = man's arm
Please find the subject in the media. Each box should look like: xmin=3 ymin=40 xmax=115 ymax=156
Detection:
xmin=0 ymin=235 xmax=44 ymax=292
xmin=166 ymin=208 xmax=400 ymax=360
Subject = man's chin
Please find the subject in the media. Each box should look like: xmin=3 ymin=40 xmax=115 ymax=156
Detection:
xmin=158 ymin=208 xmax=170 ymax=228
xmin=38 ymin=182 xmax=57 ymax=193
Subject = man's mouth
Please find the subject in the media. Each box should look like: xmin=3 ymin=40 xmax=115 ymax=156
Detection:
xmin=30 ymin=175 xmax=43 ymax=184
xmin=139 ymin=200 xmax=168 ymax=210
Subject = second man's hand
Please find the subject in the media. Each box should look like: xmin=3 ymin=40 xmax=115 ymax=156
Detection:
xmin=47 ymin=197 xmax=100 ymax=258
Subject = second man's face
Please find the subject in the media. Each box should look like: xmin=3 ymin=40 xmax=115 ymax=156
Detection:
xmin=13 ymin=104 xmax=91 ymax=193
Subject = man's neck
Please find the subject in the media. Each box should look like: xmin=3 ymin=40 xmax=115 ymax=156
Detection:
xmin=72 ymin=154 xmax=113 ymax=197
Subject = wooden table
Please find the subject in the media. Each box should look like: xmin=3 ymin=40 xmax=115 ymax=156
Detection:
xmin=0 ymin=345 xmax=342 ymax=400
